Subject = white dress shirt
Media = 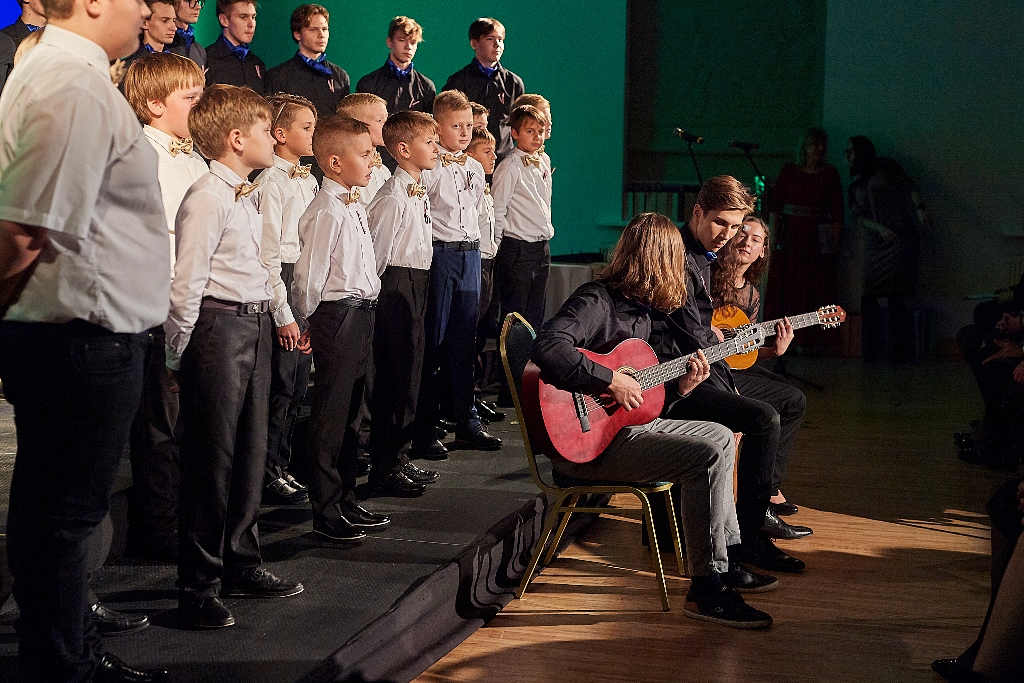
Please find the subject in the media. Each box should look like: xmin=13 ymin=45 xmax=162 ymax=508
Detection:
xmin=292 ymin=177 xmax=381 ymax=321
xmin=254 ymin=155 xmax=319 ymax=327
xmin=144 ymin=125 xmax=208 ymax=267
xmin=366 ymin=166 xmax=433 ymax=275
xmin=357 ymin=160 xmax=391 ymax=208
xmin=0 ymin=26 xmax=170 ymax=333
xmin=479 ymin=188 xmax=498 ymax=259
xmin=164 ymin=161 xmax=271 ymax=369
xmin=421 ymin=147 xmax=485 ymax=242
xmin=491 ymin=146 xmax=554 ymax=242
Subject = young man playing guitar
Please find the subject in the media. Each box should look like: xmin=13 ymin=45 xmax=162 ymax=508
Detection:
xmin=531 ymin=212 xmax=775 ymax=629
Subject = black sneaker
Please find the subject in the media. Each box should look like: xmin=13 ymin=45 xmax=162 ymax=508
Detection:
xmin=178 ymin=595 xmax=235 ymax=629
xmin=722 ymin=561 xmax=778 ymax=593
xmin=735 ymin=534 xmax=806 ymax=573
xmin=222 ymin=566 xmax=303 ymax=598
xmin=683 ymin=584 xmax=773 ymax=629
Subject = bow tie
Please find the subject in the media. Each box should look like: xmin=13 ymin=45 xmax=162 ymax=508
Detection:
xmin=522 ymin=154 xmax=542 ymax=168
xmin=484 ymin=182 xmax=491 ymax=196
xmin=25 ymin=23 xmax=41 ymax=32
xmin=343 ymin=187 xmax=361 ymax=205
xmin=298 ymin=52 xmax=334 ymax=77
xmin=289 ymin=164 xmax=312 ymax=179
xmin=168 ymin=138 xmax=193 ymax=157
xmin=109 ymin=59 xmax=128 ymax=86
xmin=176 ymin=26 xmax=194 ymax=51
xmin=474 ymin=58 xmax=498 ymax=78
xmin=386 ymin=58 xmax=413 ymax=78
xmin=407 ymin=183 xmax=426 ymax=199
xmin=372 ymin=151 xmax=383 ymax=169
xmin=537 ymin=145 xmax=545 ymax=154
xmin=440 ymin=152 xmax=467 ymax=167
xmin=223 ymin=36 xmax=250 ymax=60
xmin=234 ymin=181 xmax=260 ymax=202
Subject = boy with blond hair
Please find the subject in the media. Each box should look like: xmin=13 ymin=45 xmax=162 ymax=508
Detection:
xmin=122 ymin=51 xmax=208 ymax=563
xmin=356 ymin=15 xmax=435 ymax=115
xmin=470 ymin=102 xmax=489 ymax=131
xmin=255 ymin=93 xmax=319 ymax=506
xmin=336 ymin=92 xmax=392 ymax=206
xmin=292 ymin=116 xmax=390 ymax=542
xmin=167 ymin=0 xmax=206 ymax=66
xmin=167 ymin=84 xmax=303 ymax=629
xmin=365 ymin=110 xmax=441 ymax=497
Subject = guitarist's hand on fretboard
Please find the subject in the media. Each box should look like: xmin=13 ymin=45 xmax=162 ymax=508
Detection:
xmin=607 ymin=370 xmax=644 ymax=411
xmin=678 ymin=349 xmax=711 ymax=397
xmin=766 ymin=317 xmax=795 ymax=359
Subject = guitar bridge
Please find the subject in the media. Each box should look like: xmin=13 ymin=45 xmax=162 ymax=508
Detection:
xmin=572 ymin=392 xmax=591 ymax=433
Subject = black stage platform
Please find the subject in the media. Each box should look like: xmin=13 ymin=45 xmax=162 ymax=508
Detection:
xmin=0 ymin=413 xmax=576 ymax=683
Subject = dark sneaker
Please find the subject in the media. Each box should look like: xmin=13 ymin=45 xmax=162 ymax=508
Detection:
xmin=683 ymin=585 xmax=773 ymax=629
xmin=736 ymin=534 xmax=806 ymax=573
xmin=722 ymin=561 xmax=778 ymax=593
xmin=222 ymin=566 xmax=303 ymax=598
xmin=178 ymin=595 xmax=235 ymax=629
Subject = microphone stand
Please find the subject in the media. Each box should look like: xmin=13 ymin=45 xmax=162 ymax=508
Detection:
xmin=688 ymin=141 xmax=703 ymax=186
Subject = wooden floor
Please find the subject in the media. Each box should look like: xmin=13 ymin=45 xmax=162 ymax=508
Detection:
xmin=416 ymin=358 xmax=1011 ymax=683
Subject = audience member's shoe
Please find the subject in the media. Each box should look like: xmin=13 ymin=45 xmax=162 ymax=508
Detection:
xmin=410 ymin=439 xmax=449 ymax=460
xmin=93 ymin=653 xmax=168 ymax=682
xmin=91 ymin=602 xmax=150 ymax=636
xmin=722 ymin=561 xmax=778 ymax=593
xmin=763 ymin=508 xmax=812 ymax=539
xmin=178 ymin=595 xmax=235 ymax=629
xmin=683 ymin=584 xmax=772 ymax=629
xmin=475 ymin=398 xmax=506 ymax=422
xmin=264 ymin=476 xmax=308 ymax=505
xmin=736 ymin=535 xmax=806 ymax=573
xmin=402 ymin=461 xmax=440 ymax=484
xmin=312 ymin=516 xmax=367 ymax=542
xmin=932 ymin=658 xmax=962 ymax=681
xmin=454 ymin=428 xmax=502 ymax=451
xmin=357 ymin=453 xmax=372 ymax=476
xmin=437 ymin=418 xmax=456 ymax=433
xmin=282 ymin=471 xmax=307 ymax=493
xmin=341 ymin=501 xmax=391 ymax=530
xmin=768 ymin=501 xmax=799 ymax=516
xmin=222 ymin=566 xmax=303 ymax=598
xmin=435 ymin=427 xmax=448 ymax=441
xmin=370 ymin=472 xmax=427 ymax=498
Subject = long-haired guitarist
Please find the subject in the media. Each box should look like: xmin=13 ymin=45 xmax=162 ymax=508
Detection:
xmin=530 ymin=212 xmax=775 ymax=629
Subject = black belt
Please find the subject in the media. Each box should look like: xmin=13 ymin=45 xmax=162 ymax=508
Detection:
xmin=433 ymin=240 xmax=480 ymax=251
xmin=201 ymin=297 xmax=270 ymax=315
xmin=324 ymin=297 xmax=377 ymax=310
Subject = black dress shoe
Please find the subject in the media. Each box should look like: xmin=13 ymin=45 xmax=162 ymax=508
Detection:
xmin=763 ymin=508 xmax=812 ymax=539
xmin=454 ymin=428 xmax=502 ymax=451
xmin=736 ymin=535 xmax=806 ymax=573
xmin=94 ymin=653 xmax=168 ymax=682
xmin=341 ymin=501 xmax=391 ymax=530
xmin=768 ymin=501 xmax=799 ymax=516
xmin=370 ymin=472 xmax=427 ymax=498
xmin=475 ymin=398 xmax=506 ymax=422
xmin=722 ymin=561 xmax=778 ymax=593
xmin=264 ymin=477 xmax=308 ymax=505
xmin=178 ymin=595 xmax=235 ymax=629
xmin=437 ymin=418 xmax=456 ymax=433
xmin=357 ymin=453 xmax=372 ymax=476
xmin=402 ymin=461 xmax=440 ymax=484
xmin=932 ymin=658 xmax=961 ymax=681
xmin=222 ymin=566 xmax=303 ymax=598
xmin=91 ymin=602 xmax=150 ymax=636
xmin=282 ymin=471 xmax=307 ymax=493
xmin=410 ymin=439 xmax=449 ymax=461
xmin=312 ymin=516 xmax=367 ymax=542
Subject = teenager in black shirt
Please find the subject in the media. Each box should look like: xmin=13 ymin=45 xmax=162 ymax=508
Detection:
xmin=204 ymin=0 xmax=265 ymax=93
xmin=356 ymin=16 xmax=435 ymax=116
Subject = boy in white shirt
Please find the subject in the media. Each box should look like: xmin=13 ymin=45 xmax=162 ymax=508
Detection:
xmin=121 ymin=50 xmax=208 ymax=564
xmin=166 ymin=84 xmax=303 ymax=630
xmin=255 ymin=92 xmax=319 ymax=506
xmin=336 ymin=92 xmax=391 ymax=207
xmin=292 ymin=116 xmax=390 ymax=543
xmin=365 ymin=110 xmax=440 ymax=498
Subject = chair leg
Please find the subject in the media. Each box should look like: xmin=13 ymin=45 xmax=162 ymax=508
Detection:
xmin=543 ymin=493 xmax=579 ymax=565
xmin=662 ymin=489 xmax=688 ymax=578
xmin=638 ymin=492 xmax=671 ymax=611
xmin=516 ymin=495 xmax=564 ymax=599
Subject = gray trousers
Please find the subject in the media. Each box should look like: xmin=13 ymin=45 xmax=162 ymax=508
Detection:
xmin=553 ymin=418 xmax=737 ymax=576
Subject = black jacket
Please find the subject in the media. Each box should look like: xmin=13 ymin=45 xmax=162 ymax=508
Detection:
xmin=0 ymin=18 xmax=33 ymax=48
xmin=0 ymin=32 xmax=13 ymax=93
xmin=356 ymin=61 xmax=435 ymax=114
xmin=442 ymin=61 xmax=524 ymax=159
xmin=204 ymin=36 xmax=266 ymax=93
xmin=264 ymin=54 xmax=349 ymax=118
xmin=166 ymin=30 xmax=206 ymax=68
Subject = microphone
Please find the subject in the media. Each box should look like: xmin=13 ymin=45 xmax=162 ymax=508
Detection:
xmin=729 ymin=140 xmax=760 ymax=152
xmin=673 ymin=128 xmax=704 ymax=144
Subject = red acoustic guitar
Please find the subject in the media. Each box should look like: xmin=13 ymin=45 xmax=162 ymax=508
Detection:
xmin=520 ymin=327 xmax=764 ymax=464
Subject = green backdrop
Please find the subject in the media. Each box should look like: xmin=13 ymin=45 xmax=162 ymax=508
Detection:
xmin=193 ymin=2 xmax=627 ymax=256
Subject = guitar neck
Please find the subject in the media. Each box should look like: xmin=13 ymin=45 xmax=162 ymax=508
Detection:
xmin=633 ymin=337 xmax=749 ymax=391
xmin=757 ymin=311 xmax=821 ymax=337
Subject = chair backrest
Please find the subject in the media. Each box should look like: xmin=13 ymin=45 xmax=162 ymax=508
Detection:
xmin=499 ymin=312 xmax=559 ymax=495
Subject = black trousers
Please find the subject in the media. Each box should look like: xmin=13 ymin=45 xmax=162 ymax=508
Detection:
xmin=266 ymin=263 xmax=312 ymax=481
xmin=128 ymin=326 xmax=180 ymax=546
xmin=307 ymin=301 xmax=374 ymax=521
xmin=665 ymin=383 xmax=778 ymax=542
xmin=494 ymin=237 xmax=550 ymax=332
xmin=0 ymin=320 xmax=147 ymax=683
xmin=958 ymin=324 xmax=1022 ymax=441
xmin=369 ymin=267 xmax=429 ymax=483
xmin=732 ymin=365 xmax=807 ymax=495
xmin=177 ymin=308 xmax=272 ymax=598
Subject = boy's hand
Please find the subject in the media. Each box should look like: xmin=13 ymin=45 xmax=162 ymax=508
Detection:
xmin=276 ymin=322 xmax=301 ymax=350
xmin=607 ymin=370 xmax=643 ymax=411
xmin=296 ymin=329 xmax=312 ymax=355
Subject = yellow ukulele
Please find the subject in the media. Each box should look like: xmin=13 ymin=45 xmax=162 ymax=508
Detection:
xmin=712 ymin=304 xmax=847 ymax=370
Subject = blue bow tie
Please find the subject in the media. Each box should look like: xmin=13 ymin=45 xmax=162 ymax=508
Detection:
xmin=704 ymin=250 xmax=718 ymax=263
xmin=221 ymin=35 xmax=250 ymax=60
xmin=175 ymin=26 xmax=194 ymax=51
xmin=386 ymin=58 xmax=413 ymax=78
xmin=25 ymin=23 xmax=41 ymax=32
xmin=474 ymin=58 xmax=498 ymax=78
xmin=298 ymin=52 xmax=333 ymax=77
xmin=143 ymin=42 xmax=155 ymax=53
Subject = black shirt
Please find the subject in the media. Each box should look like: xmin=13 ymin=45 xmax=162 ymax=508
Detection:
xmin=356 ymin=60 xmax=435 ymax=115
xmin=264 ymin=53 xmax=350 ymax=118
xmin=442 ymin=60 xmax=524 ymax=159
xmin=204 ymin=35 xmax=266 ymax=93
xmin=0 ymin=18 xmax=34 ymax=48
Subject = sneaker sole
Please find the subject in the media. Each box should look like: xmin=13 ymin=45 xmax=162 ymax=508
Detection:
xmin=222 ymin=585 xmax=304 ymax=599
xmin=730 ymin=580 xmax=779 ymax=594
xmin=683 ymin=602 xmax=773 ymax=629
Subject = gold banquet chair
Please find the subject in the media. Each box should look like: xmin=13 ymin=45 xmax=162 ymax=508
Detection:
xmin=499 ymin=312 xmax=687 ymax=611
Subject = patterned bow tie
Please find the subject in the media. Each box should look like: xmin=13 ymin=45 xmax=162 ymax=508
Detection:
xmin=289 ymin=164 xmax=312 ymax=179
xmin=234 ymin=181 xmax=260 ymax=202
xmin=440 ymin=152 xmax=467 ymax=167
xmin=109 ymin=59 xmax=128 ymax=86
xmin=343 ymin=187 xmax=361 ymax=205
xmin=522 ymin=154 xmax=541 ymax=168
xmin=372 ymin=151 xmax=383 ymax=169
xmin=537 ymin=145 xmax=545 ymax=154
xmin=168 ymin=138 xmax=193 ymax=157
xmin=407 ymin=183 xmax=426 ymax=199
xmin=484 ymin=182 xmax=491 ymax=196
